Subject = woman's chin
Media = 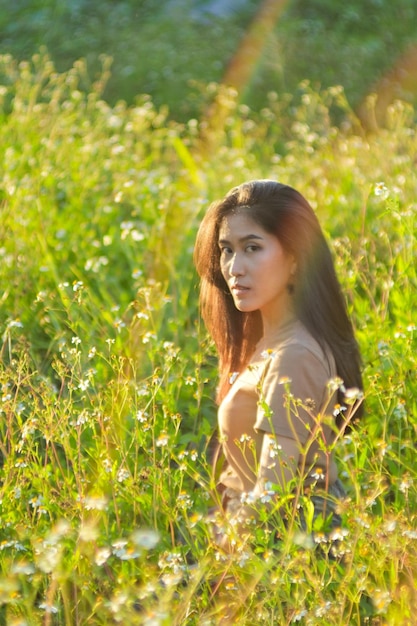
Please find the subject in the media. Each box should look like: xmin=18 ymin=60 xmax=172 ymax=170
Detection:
xmin=233 ymin=301 xmax=255 ymax=313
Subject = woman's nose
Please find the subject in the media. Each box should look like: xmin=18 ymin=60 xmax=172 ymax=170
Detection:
xmin=229 ymin=253 xmax=244 ymax=276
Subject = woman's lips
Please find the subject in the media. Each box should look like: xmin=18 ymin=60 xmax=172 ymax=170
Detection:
xmin=231 ymin=284 xmax=249 ymax=295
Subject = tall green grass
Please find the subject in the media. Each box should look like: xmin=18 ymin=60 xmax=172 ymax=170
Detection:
xmin=0 ymin=52 xmax=416 ymax=625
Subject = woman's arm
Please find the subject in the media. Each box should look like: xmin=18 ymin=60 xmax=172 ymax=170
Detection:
xmin=256 ymin=433 xmax=300 ymax=491
xmin=214 ymin=434 xmax=300 ymax=553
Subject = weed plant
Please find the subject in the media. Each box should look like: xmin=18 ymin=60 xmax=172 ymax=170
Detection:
xmin=0 ymin=53 xmax=416 ymax=625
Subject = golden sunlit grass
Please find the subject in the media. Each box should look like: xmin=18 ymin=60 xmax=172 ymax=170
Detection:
xmin=0 ymin=52 xmax=416 ymax=625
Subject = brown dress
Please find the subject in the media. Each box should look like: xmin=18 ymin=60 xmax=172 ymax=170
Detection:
xmin=216 ymin=318 xmax=346 ymax=531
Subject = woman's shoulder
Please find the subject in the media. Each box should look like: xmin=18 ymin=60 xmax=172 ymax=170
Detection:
xmin=268 ymin=320 xmax=336 ymax=375
xmin=287 ymin=320 xmax=325 ymax=355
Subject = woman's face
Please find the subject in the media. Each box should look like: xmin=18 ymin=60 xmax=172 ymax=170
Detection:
xmin=218 ymin=212 xmax=296 ymax=326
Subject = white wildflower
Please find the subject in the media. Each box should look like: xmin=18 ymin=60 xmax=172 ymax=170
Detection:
xmin=374 ymin=182 xmax=389 ymax=199
xmin=95 ymin=547 xmax=111 ymax=566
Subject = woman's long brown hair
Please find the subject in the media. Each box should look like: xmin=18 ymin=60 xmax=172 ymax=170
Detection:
xmin=194 ymin=180 xmax=363 ymax=425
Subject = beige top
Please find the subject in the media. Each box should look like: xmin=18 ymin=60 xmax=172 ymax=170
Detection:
xmin=218 ymin=318 xmax=339 ymax=494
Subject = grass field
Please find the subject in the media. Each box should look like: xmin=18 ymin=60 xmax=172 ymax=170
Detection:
xmin=0 ymin=52 xmax=416 ymax=625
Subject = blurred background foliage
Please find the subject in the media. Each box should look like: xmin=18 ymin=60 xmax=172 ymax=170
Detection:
xmin=1 ymin=0 xmax=416 ymax=121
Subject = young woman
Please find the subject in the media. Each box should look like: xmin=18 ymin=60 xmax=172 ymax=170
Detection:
xmin=194 ymin=180 xmax=363 ymax=551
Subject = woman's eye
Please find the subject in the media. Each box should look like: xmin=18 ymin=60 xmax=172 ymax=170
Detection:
xmin=220 ymin=246 xmax=232 ymax=255
xmin=246 ymin=245 xmax=260 ymax=252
